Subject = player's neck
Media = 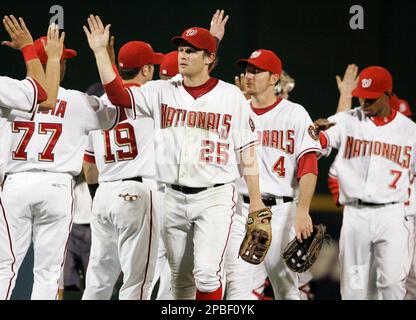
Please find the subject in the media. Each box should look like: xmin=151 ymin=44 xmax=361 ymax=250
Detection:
xmin=183 ymin=72 xmax=210 ymax=87
xmin=251 ymin=91 xmax=279 ymax=109
xmin=123 ymin=75 xmax=147 ymax=86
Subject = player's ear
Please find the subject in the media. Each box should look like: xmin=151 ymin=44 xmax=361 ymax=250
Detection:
xmin=204 ymin=52 xmax=216 ymax=65
xmin=270 ymin=73 xmax=280 ymax=86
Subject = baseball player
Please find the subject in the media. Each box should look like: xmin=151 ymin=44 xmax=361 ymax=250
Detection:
xmin=84 ymin=14 xmax=265 ymax=300
xmin=82 ymin=39 xmax=163 ymax=300
xmin=1 ymin=24 xmax=120 ymax=299
xmin=226 ymin=49 xmax=320 ymax=300
xmin=316 ymin=66 xmax=416 ymax=300
xmin=0 ymin=15 xmax=50 ymax=300
xmin=148 ymin=10 xmax=229 ymax=300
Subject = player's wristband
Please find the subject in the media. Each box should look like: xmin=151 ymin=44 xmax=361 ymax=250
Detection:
xmin=21 ymin=44 xmax=38 ymax=63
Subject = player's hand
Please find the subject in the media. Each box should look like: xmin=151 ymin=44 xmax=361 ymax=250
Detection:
xmin=249 ymin=198 xmax=267 ymax=217
xmin=107 ymin=35 xmax=115 ymax=65
xmin=43 ymin=23 xmax=64 ymax=62
xmin=336 ymin=64 xmax=359 ymax=96
xmin=83 ymin=14 xmax=111 ymax=53
xmin=2 ymin=16 xmax=34 ymax=50
xmin=234 ymin=73 xmax=251 ymax=99
xmin=209 ymin=9 xmax=229 ymax=42
xmin=294 ymin=207 xmax=313 ymax=242
xmin=314 ymin=118 xmax=336 ymax=133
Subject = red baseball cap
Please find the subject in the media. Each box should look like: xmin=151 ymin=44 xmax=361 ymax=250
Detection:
xmin=171 ymin=27 xmax=217 ymax=54
xmin=390 ymin=95 xmax=412 ymax=117
xmin=237 ymin=49 xmax=282 ymax=76
xmin=159 ymin=51 xmax=179 ymax=77
xmin=118 ymin=41 xmax=164 ymax=69
xmin=352 ymin=66 xmax=393 ymax=99
xmin=34 ymin=36 xmax=77 ymax=65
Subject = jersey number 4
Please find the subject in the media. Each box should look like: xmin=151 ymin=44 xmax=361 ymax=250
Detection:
xmin=102 ymin=123 xmax=138 ymax=163
xmin=273 ymin=156 xmax=286 ymax=177
xmin=12 ymin=121 xmax=62 ymax=162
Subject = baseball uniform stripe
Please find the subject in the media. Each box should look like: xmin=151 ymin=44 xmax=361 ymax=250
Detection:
xmin=54 ymin=178 xmax=75 ymax=300
xmin=236 ymin=140 xmax=258 ymax=153
xmin=215 ymin=184 xmax=236 ymax=288
xmin=0 ymin=197 xmax=16 ymax=300
xmin=296 ymin=148 xmax=321 ymax=162
xmin=25 ymin=77 xmax=38 ymax=115
xmin=140 ymin=190 xmax=154 ymax=300
xmin=126 ymin=87 xmax=136 ymax=120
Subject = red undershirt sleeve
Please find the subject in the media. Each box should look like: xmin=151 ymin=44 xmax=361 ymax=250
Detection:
xmin=296 ymin=152 xmax=318 ymax=180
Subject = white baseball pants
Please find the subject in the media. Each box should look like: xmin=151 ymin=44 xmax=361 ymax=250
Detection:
xmin=1 ymin=172 xmax=74 ymax=300
xmin=340 ymin=203 xmax=409 ymax=300
xmin=83 ymin=179 xmax=159 ymax=300
xmin=164 ymin=183 xmax=236 ymax=299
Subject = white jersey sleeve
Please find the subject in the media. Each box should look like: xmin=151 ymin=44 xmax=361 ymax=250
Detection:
xmin=294 ymin=107 xmax=322 ymax=161
xmin=320 ymin=112 xmax=345 ymax=155
xmin=124 ymin=80 xmax=162 ymax=120
xmin=0 ymin=76 xmax=39 ymax=113
xmin=83 ymin=94 xmax=120 ymax=132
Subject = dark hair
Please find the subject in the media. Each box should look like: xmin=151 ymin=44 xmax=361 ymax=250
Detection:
xmin=118 ymin=66 xmax=140 ymax=80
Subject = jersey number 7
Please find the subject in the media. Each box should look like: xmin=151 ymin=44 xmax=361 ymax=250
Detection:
xmin=12 ymin=121 xmax=62 ymax=162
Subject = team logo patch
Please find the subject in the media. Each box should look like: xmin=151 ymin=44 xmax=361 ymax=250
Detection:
xmin=361 ymin=78 xmax=372 ymax=88
xmin=186 ymin=29 xmax=198 ymax=37
xmin=250 ymin=50 xmax=261 ymax=59
xmin=308 ymin=125 xmax=319 ymax=141
xmin=249 ymin=116 xmax=255 ymax=132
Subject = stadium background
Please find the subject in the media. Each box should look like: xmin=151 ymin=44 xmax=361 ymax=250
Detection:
xmin=1 ymin=0 xmax=414 ymax=299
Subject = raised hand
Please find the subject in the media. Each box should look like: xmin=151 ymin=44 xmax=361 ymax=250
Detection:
xmin=2 ymin=15 xmax=34 ymax=50
xmin=107 ymin=35 xmax=115 ymax=65
xmin=336 ymin=64 xmax=359 ymax=96
xmin=83 ymin=14 xmax=111 ymax=53
xmin=209 ymin=9 xmax=229 ymax=41
xmin=43 ymin=23 xmax=65 ymax=62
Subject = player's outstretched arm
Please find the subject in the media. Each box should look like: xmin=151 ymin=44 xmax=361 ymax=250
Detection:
xmin=295 ymin=173 xmax=316 ymax=242
xmin=209 ymin=9 xmax=229 ymax=42
xmin=39 ymin=23 xmax=64 ymax=111
xmin=335 ymin=64 xmax=358 ymax=113
xmin=83 ymin=14 xmax=115 ymax=85
xmin=239 ymin=146 xmax=266 ymax=213
xmin=2 ymin=15 xmax=46 ymax=90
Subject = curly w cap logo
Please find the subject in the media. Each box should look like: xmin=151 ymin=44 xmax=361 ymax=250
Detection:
xmin=186 ymin=29 xmax=198 ymax=37
xmin=250 ymin=50 xmax=262 ymax=59
xmin=361 ymin=78 xmax=372 ymax=88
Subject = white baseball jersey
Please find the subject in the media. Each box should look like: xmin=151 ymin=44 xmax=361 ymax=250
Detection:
xmin=0 ymin=76 xmax=40 ymax=182
xmin=237 ymin=98 xmax=321 ymax=197
xmin=6 ymin=87 xmax=120 ymax=176
xmin=123 ymin=78 xmax=257 ymax=187
xmin=322 ymin=108 xmax=416 ymax=204
xmin=85 ymin=93 xmax=155 ymax=182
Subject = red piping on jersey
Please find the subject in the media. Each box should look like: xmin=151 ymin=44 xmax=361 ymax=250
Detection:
xmin=183 ymin=77 xmax=219 ymax=100
xmin=55 ymin=178 xmax=75 ymax=300
xmin=370 ymin=108 xmax=397 ymax=127
xmin=126 ymin=87 xmax=136 ymax=120
xmin=236 ymin=140 xmax=258 ymax=153
xmin=211 ymin=184 xmax=236 ymax=299
xmin=0 ymin=197 xmax=16 ymax=300
xmin=250 ymin=96 xmax=283 ymax=115
xmin=25 ymin=77 xmax=38 ymax=114
xmin=29 ymin=78 xmax=47 ymax=104
xmin=140 ymin=190 xmax=154 ymax=300
xmin=297 ymin=152 xmax=318 ymax=179
xmin=296 ymin=147 xmax=321 ymax=162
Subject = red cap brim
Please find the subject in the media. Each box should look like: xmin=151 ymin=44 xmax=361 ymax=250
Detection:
xmin=237 ymin=59 xmax=268 ymax=72
xmin=352 ymin=87 xmax=384 ymax=99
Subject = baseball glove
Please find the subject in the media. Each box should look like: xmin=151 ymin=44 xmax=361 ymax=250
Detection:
xmin=239 ymin=208 xmax=272 ymax=265
xmin=283 ymin=224 xmax=328 ymax=273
